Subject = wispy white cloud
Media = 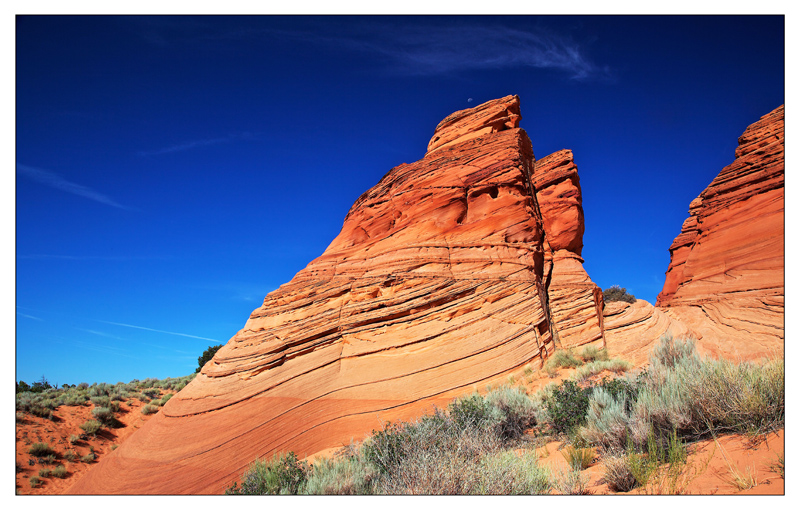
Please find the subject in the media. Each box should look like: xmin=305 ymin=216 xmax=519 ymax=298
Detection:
xmin=98 ymin=320 xmax=221 ymax=343
xmin=260 ymin=23 xmax=611 ymax=81
xmin=17 ymin=164 xmax=131 ymax=210
xmin=17 ymin=312 xmax=43 ymax=321
xmin=138 ymin=132 xmax=261 ymax=156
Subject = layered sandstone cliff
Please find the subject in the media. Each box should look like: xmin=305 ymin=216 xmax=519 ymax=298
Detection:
xmin=533 ymin=149 xmax=604 ymax=350
xmin=70 ymin=95 xmax=604 ymax=494
xmin=656 ymin=105 xmax=784 ymax=358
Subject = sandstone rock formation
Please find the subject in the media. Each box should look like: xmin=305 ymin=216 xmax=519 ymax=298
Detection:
xmin=71 ymin=95 xmax=605 ymax=494
xmin=533 ymin=149 xmax=604 ymax=350
xmin=656 ymin=105 xmax=784 ymax=359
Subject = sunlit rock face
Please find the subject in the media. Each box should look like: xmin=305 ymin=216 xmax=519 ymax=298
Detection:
xmin=656 ymin=105 xmax=784 ymax=359
xmin=533 ymin=149 xmax=605 ymax=350
xmin=69 ymin=95 xmax=599 ymax=494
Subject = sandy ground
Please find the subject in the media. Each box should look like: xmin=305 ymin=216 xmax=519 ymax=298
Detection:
xmin=15 ymin=390 xmax=168 ymax=495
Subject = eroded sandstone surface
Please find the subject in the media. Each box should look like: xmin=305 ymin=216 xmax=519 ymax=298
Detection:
xmin=533 ymin=149 xmax=604 ymax=350
xmin=70 ymin=95 xmax=604 ymax=494
xmin=656 ymin=105 xmax=784 ymax=359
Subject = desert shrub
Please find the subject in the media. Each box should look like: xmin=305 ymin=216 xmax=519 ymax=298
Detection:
xmin=475 ymin=450 xmax=552 ymax=495
xmin=580 ymin=386 xmax=631 ymax=451
xmin=649 ymin=334 xmax=697 ymax=369
xmin=38 ymin=468 xmax=52 ymax=477
xmin=544 ymin=350 xmax=583 ymax=371
xmin=29 ymin=405 xmax=53 ymax=420
xmin=64 ymin=450 xmax=78 ymax=462
xmin=109 ymin=401 xmax=121 ymax=412
xmin=141 ymin=404 xmax=159 ymax=415
xmin=603 ymin=285 xmax=636 ymax=304
xmin=561 ymin=445 xmax=595 ymax=470
xmin=110 ymin=391 xmax=128 ymax=402
xmin=226 ymin=452 xmax=308 ymax=495
xmin=28 ymin=442 xmax=56 ymax=457
xmin=579 ymin=345 xmax=610 ymax=363
xmin=64 ymin=393 xmax=88 ymax=406
xmin=601 ymin=455 xmax=638 ymax=492
xmin=302 ymin=450 xmax=377 ymax=495
xmin=77 ymin=382 xmax=89 ymax=390
xmin=142 ymin=388 xmax=161 ymax=399
xmin=160 ymin=393 xmax=174 ymax=406
xmin=16 ymin=411 xmax=25 ymax=423
xmin=197 ymin=344 xmax=224 ymax=373
xmin=81 ymin=452 xmax=97 ymax=463
xmin=29 ymin=476 xmax=42 ymax=488
xmin=51 ymin=465 xmax=68 ymax=478
xmin=79 ymin=419 xmax=102 ymax=436
xmin=552 ymin=467 xmax=591 ymax=495
xmin=68 ymin=434 xmax=81 ymax=445
xmin=90 ymin=395 xmax=111 ymax=408
xmin=543 ymin=380 xmax=591 ymax=434
xmin=687 ymin=356 xmax=784 ymax=436
xmin=91 ymin=406 xmax=116 ymax=426
xmin=572 ymin=359 xmax=631 ymax=383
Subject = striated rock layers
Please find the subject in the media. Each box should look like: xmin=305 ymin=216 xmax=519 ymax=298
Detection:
xmin=656 ymin=105 xmax=784 ymax=359
xmin=68 ymin=95 xmax=604 ymax=494
xmin=533 ymin=149 xmax=604 ymax=350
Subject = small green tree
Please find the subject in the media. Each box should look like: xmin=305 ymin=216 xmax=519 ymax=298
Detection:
xmin=603 ymin=285 xmax=636 ymax=304
xmin=196 ymin=344 xmax=223 ymax=373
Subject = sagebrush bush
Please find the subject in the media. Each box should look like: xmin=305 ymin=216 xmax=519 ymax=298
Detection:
xmin=476 ymin=450 xmax=552 ymax=495
xmin=572 ymin=359 xmax=631 ymax=383
xmin=28 ymin=442 xmax=56 ymax=457
xmin=579 ymin=345 xmax=610 ymax=363
xmin=51 ymin=465 xmax=68 ymax=478
xmin=79 ymin=419 xmax=102 ymax=436
xmin=141 ymin=404 xmax=159 ymax=415
xmin=302 ymin=452 xmax=376 ymax=495
xmin=544 ymin=350 xmax=583 ymax=371
xmin=226 ymin=452 xmax=308 ymax=495
xmin=92 ymin=406 xmax=116 ymax=426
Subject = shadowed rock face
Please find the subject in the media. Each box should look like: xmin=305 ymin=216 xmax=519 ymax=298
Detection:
xmin=70 ymin=95 xmax=606 ymax=494
xmin=656 ymin=105 xmax=784 ymax=358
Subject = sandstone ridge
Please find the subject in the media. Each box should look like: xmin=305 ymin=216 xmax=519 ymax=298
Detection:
xmin=656 ymin=105 xmax=784 ymax=359
xmin=68 ymin=95 xmax=605 ymax=494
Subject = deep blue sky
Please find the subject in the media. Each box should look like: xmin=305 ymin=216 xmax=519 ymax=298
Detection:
xmin=15 ymin=15 xmax=784 ymax=385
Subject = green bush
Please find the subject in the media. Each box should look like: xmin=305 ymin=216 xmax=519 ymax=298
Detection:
xmin=91 ymin=406 xmax=116 ymax=426
xmin=226 ymin=452 xmax=308 ymax=495
xmin=603 ymin=285 xmax=636 ymax=304
xmin=90 ymin=395 xmax=111 ymax=408
xmin=197 ymin=344 xmax=224 ymax=373
xmin=579 ymin=345 xmax=609 ymax=363
xmin=38 ymin=468 xmax=52 ymax=477
xmin=79 ymin=419 xmax=102 ymax=436
xmin=301 ymin=452 xmax=376 ymax=495
xmin=81 ymin=452 xmax=97 ymax=463
xmin=544 ymin=380 xmax=591 ymax=435
xmin=544 ymin=350 xmax=584 ymax=371
xmin=141 ymin=404 xmax=159 ymax=415
xmin=51 ymin=465 xmax=68 ymax=478
xmin=29 ymin=476 xmax=42 ymax=488
xmin=64 ymin=450 xmax=78 ymax=462
xmin=28 ymin=442 xmax=56 ymax=457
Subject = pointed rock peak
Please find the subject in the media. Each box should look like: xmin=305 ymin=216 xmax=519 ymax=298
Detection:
xmin=426 ymin=95 xmax=521 ymax=156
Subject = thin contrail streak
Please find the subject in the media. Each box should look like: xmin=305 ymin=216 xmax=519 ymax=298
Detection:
xmin=98 ymin=320 xmax=221 ymax=343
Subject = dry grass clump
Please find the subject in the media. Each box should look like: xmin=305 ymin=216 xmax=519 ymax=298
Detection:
xmin=561 ymin=445 xmax=595 ymax=470
xmin=28 ymin=442 xmax=56 ymax=457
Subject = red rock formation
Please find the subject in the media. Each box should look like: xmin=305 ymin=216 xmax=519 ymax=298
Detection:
xmin=68 ymin=95 xmax=570 ymax=494
xmin=533 ymin=150 xmax=604 ymax=350
xmin=656 ymin=105 xmax=784 ymax=359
